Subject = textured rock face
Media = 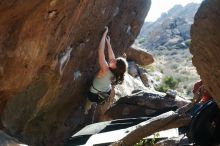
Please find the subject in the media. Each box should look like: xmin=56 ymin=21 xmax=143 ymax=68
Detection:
xmin=190 ymin=0 xmax=220 ymax=107
xmin=0 ymin=0 xmax=151 ymax=145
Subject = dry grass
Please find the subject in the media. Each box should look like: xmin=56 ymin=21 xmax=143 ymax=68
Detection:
xmin=145 ymin=48 xmax=199 ymax=98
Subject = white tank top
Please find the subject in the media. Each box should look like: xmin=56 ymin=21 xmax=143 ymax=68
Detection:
xmin=90 ymin=70 xmax=114 ymax=93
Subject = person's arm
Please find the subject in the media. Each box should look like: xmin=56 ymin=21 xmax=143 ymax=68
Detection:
xmin=106 ymin=36 xmax=115 ymax=61
xmin=98 ymin=27 xmax=109 ymax=72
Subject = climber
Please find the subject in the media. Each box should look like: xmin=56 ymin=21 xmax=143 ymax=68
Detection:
xmin=84 ymin=26 xmax=128 ymax=114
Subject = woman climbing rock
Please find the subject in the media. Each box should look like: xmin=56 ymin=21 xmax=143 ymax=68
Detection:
xmin=84 ymin=27 xmax=128 ymax=114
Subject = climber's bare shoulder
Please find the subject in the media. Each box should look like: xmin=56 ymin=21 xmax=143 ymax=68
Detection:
xmin=96 ymin=67 xmax=110 ymax=78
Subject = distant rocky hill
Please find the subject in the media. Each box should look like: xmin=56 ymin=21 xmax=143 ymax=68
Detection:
xmin=137 ymin=3 xmax=200 ymax=50
xmin=134 ymin=3 xmax=201 ymax=97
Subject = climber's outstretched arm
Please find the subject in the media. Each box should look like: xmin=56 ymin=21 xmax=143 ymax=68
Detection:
xmin=106 ymin=35 xmax=115 ymax=62
xmin=98 ymin=27 xmax=109 ymax=72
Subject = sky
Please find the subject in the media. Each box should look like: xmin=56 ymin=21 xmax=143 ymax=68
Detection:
xmin=145 ymin=0 xmax=204 ymax=22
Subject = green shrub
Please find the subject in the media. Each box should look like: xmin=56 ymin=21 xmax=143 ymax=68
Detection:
xmin=138 ymin=38 xmax=146 ymax=44
xmin=155 ymin=76 xmax=179 ymax=92
xmin=134 ymin=139 xmax=147 ymax=146
xmin=155 ymin=84 xmax=169 ymax=92
xmin=134 ymin=133 xmax=160 ymax=146
xmin=156 ymin=77 xmax=161 ymax=81
xmin=145 ymin=65 xmax=155 ymax=72
xmin=164 ymin=76 xmax=179 ymax=89
xmin=185 ymin=39 xmax=191 ymax=47
xmin=171 ymin=63 xmax=178 ymax=69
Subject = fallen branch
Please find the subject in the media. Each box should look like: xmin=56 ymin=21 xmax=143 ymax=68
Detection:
xmin=110 ymin=103 xmax=192 ymax=146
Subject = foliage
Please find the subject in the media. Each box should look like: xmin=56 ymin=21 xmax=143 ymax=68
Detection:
xmin=134 ymin=139 xmax=147 ymax=146
xmin=156 ymin=77 xmax=160 ymax=81
xmin=138 ymin=38 xmax=146 ymax=44
xmin=185 ymin=39 xmax=191 ymax=47
xmin=146 ymin=48 xmax=200 ymax=97
xmin=164 ymin=76 xmax=179 ymax=88
xmin=134 ymin=133 xmax=160 ymax=146
xmin=149 ymin=132 xmax=160 ymax=145
xmin=155 ymin=76 xmax=179 ymax=92
xmin=145 ymin=64 xmax=155 ymax=72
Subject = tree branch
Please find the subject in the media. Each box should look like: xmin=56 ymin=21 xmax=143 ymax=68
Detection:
xmin=110 ymin=105 xmax=192 ymax=146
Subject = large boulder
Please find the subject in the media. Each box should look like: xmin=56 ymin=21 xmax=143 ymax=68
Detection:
xmin=105 ymin=90 xmax=190 ymax=119
xmin=126 ymin=46 xmax=154 ymax=65
xmin=190 ymin=0 xmax=220 ymax=107
xmin=114 ymin=73 xmax=152 ymax=99
xmin=107 ymin=73 xmax=190 ymax=119
xmin=0 ymin=0 xmax=151 ymax=145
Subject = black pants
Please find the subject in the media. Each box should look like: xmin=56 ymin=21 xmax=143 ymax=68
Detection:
xmin=87 ymin=90 xmax=111 ymax=104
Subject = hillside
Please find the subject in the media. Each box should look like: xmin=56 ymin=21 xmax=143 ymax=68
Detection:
xmin=137 ymin=3 xmax=200 ymax=50
xmin=135 ymin=3 xmax=201 ymax=97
